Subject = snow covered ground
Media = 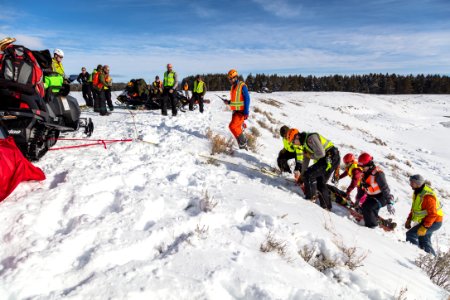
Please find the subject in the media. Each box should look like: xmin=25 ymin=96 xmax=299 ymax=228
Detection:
xmin=0 ymin=91 xmax=449 ymax=299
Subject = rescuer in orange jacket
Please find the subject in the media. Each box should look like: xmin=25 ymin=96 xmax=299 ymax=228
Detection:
xmin=224 ymin=69 xmax=250 ymax=150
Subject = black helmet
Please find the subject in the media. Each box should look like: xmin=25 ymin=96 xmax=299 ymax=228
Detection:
xmin=280 ymin=125 xmax=289 ymax=137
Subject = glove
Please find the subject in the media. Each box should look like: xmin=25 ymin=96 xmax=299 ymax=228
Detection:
xmin=244 ymin=114 xmax=248 ymax=120
xmin=405 ymin=219 xmax=411 ymax=229
xmin=387 ymin=204 xmax=395 ymax=215
xmin=417 ymin=225 xmax=427 ymax=236
xmin=294 ymin=170 xmax=300 ymax=181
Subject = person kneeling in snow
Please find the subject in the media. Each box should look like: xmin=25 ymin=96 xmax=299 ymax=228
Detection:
xmin=356 ymin=153 xmax=395 ymax=228
xmin=405 ymin=174 xmax=443 ymax=256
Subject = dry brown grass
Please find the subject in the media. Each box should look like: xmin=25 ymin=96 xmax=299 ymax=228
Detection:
xmin=260 ymin=98 xmax=283 ymax=108
xmin=260 ymin=232 xmax=287 ymax=257
xmin=249 ymin=126 xmax=261 ymax=137
xmin=416 ymin=251 xmax=450 ymax=292
xmin=386 ymin=153 xmax=397 ymax=160
xmin=199 ymin=190 xmax=218 ymax=212
xmin=370 ymin=138 xmax=387 ymax=146
xmin=246 ymin=132 xmax=259 ymax=152
xmin=206 ymin=129 xmax=234 ymax=155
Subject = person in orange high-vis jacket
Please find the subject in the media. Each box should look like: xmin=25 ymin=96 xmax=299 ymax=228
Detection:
xmin=224 ymin=69 xmax=250 ymax=149
xmin=405 ymin=174 xmax=443 ymax=256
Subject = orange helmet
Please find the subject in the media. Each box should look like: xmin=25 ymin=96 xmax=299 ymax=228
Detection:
xmin=286 ymin=128 xmax=299 ymax=142
xmin=227 ymin=69 xmax=238 ymax=79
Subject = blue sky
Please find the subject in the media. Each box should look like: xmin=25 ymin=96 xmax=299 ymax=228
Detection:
xmin=1 ymin=0 xmax=450 ymax=81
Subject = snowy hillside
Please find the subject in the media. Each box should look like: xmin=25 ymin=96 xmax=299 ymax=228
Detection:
xmin=0 ymin=91 xmax=449 ymax=299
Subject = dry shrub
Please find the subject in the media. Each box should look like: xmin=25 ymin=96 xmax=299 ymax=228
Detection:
xmin=260 ymin=98 xmax=283 ymax=108
xmin=394 ymin=286 xmax=408 ymax=300
xmin=261 ymin=111 xmax=278 ymax=124
xmin=370 ymin=138 xmax=387 ymax=146
xmin=206 ymin=129 xmax=234 ymax=155
xmin=257 ymin=119 xmax=270 ymax=130
xmin=253 ymin=106 xmax=263 ymax=114
xmin=335 ymin=240 xmax=368 ymax=271
xmin=298 ymin=243 xmax=317 ymax=263
xmin=194 ymin=224 xmax=209 ymax=239
xmin=260 ymin=232 xmax=287 ymax=257
xmin=199 ymin=190 xmax=217 ymax=212
xmin=415 ymin=251 xmax=450 ymax=292
xmin=246 ymin=132 xmax=259 ymax=152
xmin=405 ymin=160 xmax=412 ymax=167
xmin=386 ymin=153 xmax=397 ymax=160
xmin=249 ymin=126 xmax=261 ymax=137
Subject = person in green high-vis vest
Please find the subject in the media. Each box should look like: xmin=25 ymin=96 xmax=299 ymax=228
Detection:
xmin=190 ymin=75 xmax=207 ymax=113
xmin=406 ymin=174 xmax=444 ymax=256
xmin=162 ymin=63 xmax=178 ymax=116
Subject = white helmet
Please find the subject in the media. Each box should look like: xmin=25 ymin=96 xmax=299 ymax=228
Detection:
xmin=54 ymin=48 xmax=64 ymax=58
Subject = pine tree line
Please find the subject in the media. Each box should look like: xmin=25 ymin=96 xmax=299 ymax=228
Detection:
xmin=73 ymin=73 xmax=450 ymax=94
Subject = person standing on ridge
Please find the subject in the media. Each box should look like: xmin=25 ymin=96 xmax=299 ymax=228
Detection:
xmin=94 ymin=65 xmax=110 ymax=116
xmin=190 ymin=75 xmax=207 ymax=113
xmin=405 ymin=174 xmax=443 ymax=256
xmin=77 ymin=67 xmax=93 ymax=107
xmin=223 ymin=69 xmax=250 ymax=149
xmin=162 ymin=63 xmax=178 ymax=116
xmin=102 ymin=65 xmax=113 ymax=111
xmin=356 ymin=152 xmax=395 ymax=228
xmin=287 ymin=128 xmax=340 ymax=209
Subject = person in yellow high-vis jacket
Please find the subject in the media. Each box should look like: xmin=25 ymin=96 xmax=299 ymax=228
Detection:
xmin=162 ymin=63 xmax=178 ymax=116
xmin=406 ymin=174 xmax=444 ymax=256
xmin=190 ymin=75 xmax=207 ymax=113
xmin=277 ymin=125 xmax=302 ymax=174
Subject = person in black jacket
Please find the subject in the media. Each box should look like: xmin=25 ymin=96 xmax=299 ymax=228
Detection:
xmin=77 ymin=67 xmax=93 ymax=107
xmin=356 ymin=153 xmax=395 ymax=228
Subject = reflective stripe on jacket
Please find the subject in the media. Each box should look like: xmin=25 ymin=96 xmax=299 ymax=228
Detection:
xmin=347 ymin=162 xmax=362 ymax=179
xmin=364 ymin=167 xmax=383 ymax=195
xmin=230 ymin=81 xmax=245 ymax=111
xmin=411 ymin=185 xmax=444 ymax=223
xmin=303 ymin=133 xmax=334 ymax=155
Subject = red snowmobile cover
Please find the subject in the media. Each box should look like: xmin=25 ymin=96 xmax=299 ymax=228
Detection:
xmin=0 ymin=136 xmax=46 ymax=202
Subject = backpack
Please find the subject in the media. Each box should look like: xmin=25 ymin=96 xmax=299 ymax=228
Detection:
xmin=0 ymin=44 xmax=44 ymax=97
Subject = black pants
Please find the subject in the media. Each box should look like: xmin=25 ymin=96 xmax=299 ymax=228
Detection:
xmin=304 ymin=147 xmax=340 ymax=209
xmin=98 ymin=90 xmax=108 ymax=115
xmin=82 ymin=84 xmax=93 ymax=107
xmin=92 ymin=86 xmax=99 ymax=112
xmin=277 ymin=149 xmax=296 ymax=173
xmin=104 ymin=89 xmax=113 ymax=110
xmin=362 ymin=194 xmax=386 ymax=228
xmin=190 ymin=93 xmax=204 ymax=112
xmin=162 ymin=87 xmax=177 ymax=116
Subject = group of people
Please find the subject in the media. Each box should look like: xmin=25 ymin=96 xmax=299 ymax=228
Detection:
xmin=276 ymin=125 xmax=444 ymax=255
xmin=77 ymin=64 xmax=113 ymax=116
xmin=149 ymin=64 xmax=208 ymax=116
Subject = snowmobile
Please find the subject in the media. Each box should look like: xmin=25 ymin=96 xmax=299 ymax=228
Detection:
xmin=116 ymin=78 xmax=191 ymax=111
xmin=0 ymin=42 xmax=94 ymax=161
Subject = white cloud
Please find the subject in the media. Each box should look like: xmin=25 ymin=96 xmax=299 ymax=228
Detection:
xmin=252 ymin=0 xmax=302 ymax=18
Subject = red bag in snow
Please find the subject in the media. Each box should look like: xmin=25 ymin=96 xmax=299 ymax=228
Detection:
xmin=0 ymin=136 xmax=46 ymax=202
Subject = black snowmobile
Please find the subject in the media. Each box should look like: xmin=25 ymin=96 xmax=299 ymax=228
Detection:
xmin=116 ymin=78 xmax=191 ymax=111
xmin=0 ymin=43 xmax=94 ymax=161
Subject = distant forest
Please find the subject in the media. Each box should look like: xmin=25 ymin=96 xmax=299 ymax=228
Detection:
xmin=74 ymin=73 xmax=450 ymax=94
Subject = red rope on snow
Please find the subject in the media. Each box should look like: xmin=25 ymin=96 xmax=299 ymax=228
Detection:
xmin=48 ymin=138 xmax=133 ymax=151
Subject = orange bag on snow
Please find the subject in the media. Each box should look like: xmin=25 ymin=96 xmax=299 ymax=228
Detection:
xmin=0 ymin=136 xmax=46 ymax=202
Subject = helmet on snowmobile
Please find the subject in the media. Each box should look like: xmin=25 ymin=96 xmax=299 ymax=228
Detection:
xmin=343 ymin=153 xmax=355 ymax=165
xmin=227 ymin=69 xmax=238 ymax=79
xmin=358 ymin=152 xmax=373 ymax=167
xmin=280 ymin=125 xmax=289 ymax=138
xmin=54 ymin=48 xmax=64 ymax=58
xmin=286 ymin=128 xmax=299 ymax=142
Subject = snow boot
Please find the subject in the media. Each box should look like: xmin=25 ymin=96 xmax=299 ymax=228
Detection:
xmin=237 ymin=133 xmax=248 ymax=150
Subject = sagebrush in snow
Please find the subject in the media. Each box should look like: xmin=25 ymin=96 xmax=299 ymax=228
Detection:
xmin=249 ymin=126 xmax=261 ymax=138
xmin=206 ymin=129 xmax=234 ymax=155
xmin=199 ymin=190 xmax=217 ymax=212
xmin=246 ymin=132 xmax=259 ymax=153
xmin=260 ymin=232 xmax=287 ymax=257
xmin=415 ymin=251 xmax=450 ymax=292
xmin=394 ymin=286 xmax=408 ymax=300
